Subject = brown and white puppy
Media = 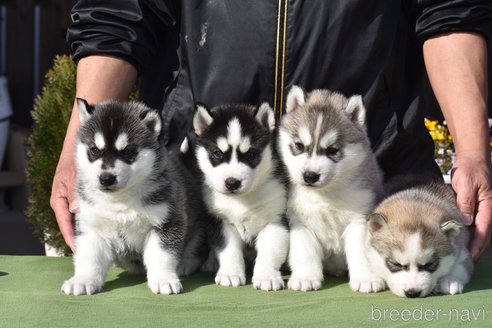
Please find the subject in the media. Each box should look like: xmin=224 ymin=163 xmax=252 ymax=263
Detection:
xmin=364 ymin=175 xmax=473 ymax=298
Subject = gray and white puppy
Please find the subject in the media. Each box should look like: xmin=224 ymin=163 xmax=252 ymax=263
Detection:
xmin=364 ymin=175 xmax=473 ymax=297
xmin=193 ymin=103 xmax=289 ymax=291
xmin=61 ymin=99 xmax=206 ymax=296
xmin=278 ymin=86 xmax=384 ymax=292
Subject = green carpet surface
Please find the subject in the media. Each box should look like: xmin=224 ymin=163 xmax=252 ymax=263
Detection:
xmin=0 ymin=256 xmax=490 ymax=327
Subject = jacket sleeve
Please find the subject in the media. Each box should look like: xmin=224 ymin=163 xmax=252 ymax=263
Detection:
xmin=66 ymin=0 xmax=179 ymax=73
xmin=408 ymin=0 xmax=492 ymax=41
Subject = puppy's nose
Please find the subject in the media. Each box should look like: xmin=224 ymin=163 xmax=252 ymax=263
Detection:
xmin=404 ymin=289 xmax=422 ymax=298
xmin=303 ymin=171 xmax=320 ymax=185
xmin=99 ymin=172 xmax=117 ymax=186
xmin=225 ymin=178 xmax=242 ymax=192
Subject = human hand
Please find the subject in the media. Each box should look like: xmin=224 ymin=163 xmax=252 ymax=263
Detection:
xmin=50 ymin=132 xmax=78 ymax=253
xmin=451 ymin=155 xmax=492 ymax=260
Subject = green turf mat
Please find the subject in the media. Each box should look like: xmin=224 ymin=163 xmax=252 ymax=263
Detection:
xmin=0 ymin=256 xmax=490 ymax=327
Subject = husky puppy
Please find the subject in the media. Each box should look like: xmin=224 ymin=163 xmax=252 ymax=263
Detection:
xmin=61 ymin=99 xmax=206 ymax=296
xmin=193 ymin=102 xmax=289 ymax=291
xmin=278 ymin=86 xmax=384 ymax=292
xmin=364 ymin=175 xmax=473 ymax=297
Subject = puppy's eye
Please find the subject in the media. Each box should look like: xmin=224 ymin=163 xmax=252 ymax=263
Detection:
xmin=418 ymin=260 xmax=439 ymax=273
xmin=120 ymin=146 xmax=137 ymax=161
xmin=245 ymin=149 xmax=258 ymax=162
xmin=89 ymin=147 xmax=102 ymax=157
xmin=211 ymin=149 xmax=224 ymax=162
xmin=325 ymin=146 xmax=339 ymax=156
xmin=385 ymin=259 xmax=408 ymax=272
xmin=294 ymin=142 xmax=305 ymax=152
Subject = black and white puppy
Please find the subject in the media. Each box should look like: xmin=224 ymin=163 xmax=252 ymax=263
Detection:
xmin=61 ymin=99 xmax=206 ymax=296
xmin=193 ymin=103 xmax=289 ymax=291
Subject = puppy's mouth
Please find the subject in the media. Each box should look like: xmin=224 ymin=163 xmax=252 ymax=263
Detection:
xmin=99 ymin=186 xmax=117 ymax=192
xmin=299 ymin=179 xmax=327 ymax=188
xmin=219 ymin=177 xmax=248 ymax=195
xmin=219 ymin=187 xmax=245 ymax=195
xmin=301 ymin=181 xmax=319 ymax=187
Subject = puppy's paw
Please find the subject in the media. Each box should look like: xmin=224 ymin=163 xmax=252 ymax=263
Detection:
xmin=435 ymin=276 xmax=464 ymax=295
xmin=148 ymin=277 xmax=183 ymax=295
xmin=349 ymin=276 xmax=386 ymax=293
xmin=252 ymin=273 xmax=285 ymax=291
xmin=287 ymin=276 xmax=323 ymax=292
xmin=61 ymin=276 xmax=103 ymax=296
xmin=215 ymin=273 xmax=246 ymax=287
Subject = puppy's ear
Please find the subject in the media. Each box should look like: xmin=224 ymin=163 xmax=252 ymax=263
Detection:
xmin=193 ymin=104 xmax=213 ymax=136
xmin=180 ymin=137 xmax=189 ymax=154
xmin=285 ymin=85 xmax=306 ymax=113
xmin=256 ymin=102 xmax=275 ymax=131
xmin=139 ymin=108 xmax=162 ymax=135
xmin=440 ymin=220 xmax=463 ymax=239
xmin=367 ymin=213 xmax=387 ymax=233
xmin=345 ymin=95 xmax=366 ymax=128
xmin=77 ymin=98 xmax=95 ymax=124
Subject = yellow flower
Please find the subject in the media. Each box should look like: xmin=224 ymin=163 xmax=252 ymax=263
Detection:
xmin=425 ymin=119 xmax=438 ymax=131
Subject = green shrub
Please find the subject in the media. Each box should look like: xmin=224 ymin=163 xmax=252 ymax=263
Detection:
xmin=26 ymin=55 xmax=75 ymax=255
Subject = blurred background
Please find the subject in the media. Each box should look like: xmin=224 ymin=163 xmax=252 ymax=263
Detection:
xmin=1 ymin=0 xmax=71 ymax=255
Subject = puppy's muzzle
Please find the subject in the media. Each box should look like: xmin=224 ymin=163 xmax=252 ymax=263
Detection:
xmin=99 ymin=172 xmax=117 ymax=188
xmin=404 ymin=289 xmax=422 ymax=298
xmin=303 ymin=171 xmax=320 ymax=185
xmin=225 ymin=177 xmax=242 ymax=192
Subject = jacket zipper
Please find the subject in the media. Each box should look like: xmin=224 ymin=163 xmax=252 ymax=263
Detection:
xmin=273 ymin=0 xmax=289 ymax=120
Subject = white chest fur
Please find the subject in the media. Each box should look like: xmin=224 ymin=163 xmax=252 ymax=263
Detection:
xmin=288 ymin=183 xmax=373 ymax=254
xmin=206 ymin=178 xmax=286 ymax=243
xmin=77 ymin=196 xmax=169 ymax=253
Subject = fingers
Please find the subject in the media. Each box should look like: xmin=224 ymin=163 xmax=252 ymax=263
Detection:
xmin=451 ymin=159 xmax=492 ymax=260
xmin=468 ymin=196 xmax=492 ymax=260
xmin=451 ymin=168 xmax=475 ymax=226
xmin=50 ymin=159 xmax=78 ymax=253
xmin=51 ymin=194 xmax=76 ymax=253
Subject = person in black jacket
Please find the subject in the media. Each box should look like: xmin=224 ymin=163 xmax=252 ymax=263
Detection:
xmin=51 ymin=1 xmax=492 ymax=260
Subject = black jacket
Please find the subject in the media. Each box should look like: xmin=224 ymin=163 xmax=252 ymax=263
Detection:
xmin=67 ymin=0 xmax=492 ymax=180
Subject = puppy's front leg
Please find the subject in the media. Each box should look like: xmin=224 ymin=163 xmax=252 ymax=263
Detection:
xmin=435 ymin=250 xmax=473 ymax=295
xmin=61 ymin=232 xmax=112 ymax=295
xmin=288 ymin=223 xmax=324 ymax=291
xmin=252 ymin=221 xmax=289 ymax=291
xmin=344 ymin=220 xmax=386 ymax=293
xmin=215 ymin=223 xmax=246 ymax=287
xmin=144 ymin=230 xmax=182 ymax=295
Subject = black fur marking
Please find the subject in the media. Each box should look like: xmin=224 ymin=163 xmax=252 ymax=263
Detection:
xmin=418 ymin=259 xmax=439 ymax=273
xmin=205 ymin=146 xmax=232 ymax=167
xmin=155 ymin=213 xmax=186 ymax=256
xmin=323 ymin=146 xmax=343 ymax=162
xmin=120 ymin=146 xmax=138 ymax=163
xmin=78 ymin=98 xmax=95 ymax=115
xmin=280 ymin=214 xmax=289 ymax=230
xmin=385 ymin=259 xmax=409 ymax=273
xmin=144 ymin=177 xmax=172 ymax=205
xmin=207 ymin=216 xmax=225 ymax=253
xmin=196 ymin=104 xmax=271 ymax=169
xmin=237 ymin=148 xmax=262 ymax=168
xmin=139 ymin=110 xmax=149 ymax=120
